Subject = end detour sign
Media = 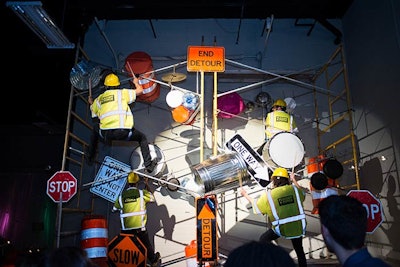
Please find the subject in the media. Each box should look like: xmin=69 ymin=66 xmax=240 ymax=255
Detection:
xmin=187 ymin=46 xmax=225 ymax=72
xmin=196 ymin=195 xmax=218 ymax=262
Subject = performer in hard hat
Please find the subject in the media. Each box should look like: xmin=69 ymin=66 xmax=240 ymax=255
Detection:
xmin=112 ymin=172 xmax=161 ymax=267
xmin=265 ymin=98 xmax=298 ymax=139
xmin=86 ymin=72 xmax=157 ymax=173
xmin=257 ymin=98 xmax=299 ymax=154
xmin=241 ymin=167 xmax=308 ymax=267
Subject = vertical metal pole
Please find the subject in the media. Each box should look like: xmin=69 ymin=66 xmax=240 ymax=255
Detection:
xmin=212 ymin=72 xmax=218 ymax=156
xmin=56 ymin=192 xmax=63 ymax=248
xmin=200 ymin=71 xmax=205 ymax=162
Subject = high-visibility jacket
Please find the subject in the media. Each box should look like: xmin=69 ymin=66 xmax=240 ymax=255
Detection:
xmin=113 ymin=187 xmax=154 ymax=230
xmin=253 ymin=184 xmax=306 ymax=238
xmin=265 ymin=110 xmax=297 ymax=139
xmin=91 ymin=89 xmax=137 ymax=130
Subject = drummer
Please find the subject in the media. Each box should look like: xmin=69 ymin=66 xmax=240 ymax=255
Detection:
xmin=257 ymin=98 xmax=298 ymax=154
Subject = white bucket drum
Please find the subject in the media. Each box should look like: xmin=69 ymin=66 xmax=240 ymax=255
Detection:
xmin=130 ymin=144 xmax=166 ymax=177
xmin=262 ymin=132 xmax=304 ymax=169
xmin=166 ymin=90 xmax=184 ymax=108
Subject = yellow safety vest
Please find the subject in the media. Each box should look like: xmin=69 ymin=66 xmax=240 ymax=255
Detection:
xmin=113 ymin=187 xmax=154 ymax=230
xmin=265 ymin=110 xmax=296 ymax=139
xmin=91 ymin=89 xmax=136 ymax=130
xmin=254 ymin=184 xmax=306 ymax=238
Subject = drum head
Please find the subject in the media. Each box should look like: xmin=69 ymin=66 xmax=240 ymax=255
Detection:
xmin=130 ymin=144 xmax=166 ymax=177
xmin=323 ymin=159 xmax=343 ymax=179
xmin=263 ymin=132 xmax=304 ymax=169
xmin=166 ymin=90 xmax=184 ymax=108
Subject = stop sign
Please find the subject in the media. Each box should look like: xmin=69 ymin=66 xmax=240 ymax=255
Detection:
xmin=47 ymin=171 xmax=78 ymax=203
xmin=347 ymin=190 xmax=383 ymax=234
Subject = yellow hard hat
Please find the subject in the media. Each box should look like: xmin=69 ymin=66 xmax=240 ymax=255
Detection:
xmin=127 ymin=172 xmax=139 ymax=184
xmin=272 ymin=99 xmax=287 ymax=108
xmin=104 ymin=73 xmax=120 ymax=86
xmin=272 ymin=167 xmax=289 ymax=178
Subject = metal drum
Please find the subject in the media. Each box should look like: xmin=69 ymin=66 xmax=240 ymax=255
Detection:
xmin=262 ymin=132 xmax=304 ymax=169
xmin=130 ymin=144 xmax=166 ymax=177
xmin=192 ymin=152 xmax=249 ymax=195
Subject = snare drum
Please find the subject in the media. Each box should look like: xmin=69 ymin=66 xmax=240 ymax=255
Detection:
xmin=130 ymin=144 xmax=166 ymax=177
xmin=262 ymin=132 xmax=304 ymax=169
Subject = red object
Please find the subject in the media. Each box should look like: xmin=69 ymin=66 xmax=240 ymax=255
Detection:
xmin=47 ymin=171 xmax=77 ymax=202
xmin=217 ymin=92 xmax=245 ymax=118
xmin=347 ymin=190 xmax=384 ymax=233
xmin=124 ymin=51 xmax=160 ymax=103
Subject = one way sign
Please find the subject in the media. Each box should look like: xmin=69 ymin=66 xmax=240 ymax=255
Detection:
xmin=226 ymin=134 xmax=270 ymax=187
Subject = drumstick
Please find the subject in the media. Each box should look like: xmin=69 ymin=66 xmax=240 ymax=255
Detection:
xmin=88 ymin=77 xmax=92 ymax=100
xmin=127 ymin=62 xmax=137 ymax=79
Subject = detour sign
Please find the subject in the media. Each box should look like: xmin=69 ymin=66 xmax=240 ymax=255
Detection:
xmin=108 ymin=234 xmax=147 ymax=267
xmin=196 ymin=195 xmax=218 ymax=262
xmin=187 ymin=46 xmax=225 ymax=72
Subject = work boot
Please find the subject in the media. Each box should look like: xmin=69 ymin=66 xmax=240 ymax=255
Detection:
xmin=146 ymin=159 xmax=158 ymax=173
xmin=151 ymin=252 xmax=161 ymax=267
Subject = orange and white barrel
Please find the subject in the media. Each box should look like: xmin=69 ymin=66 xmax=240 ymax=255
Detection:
xmin=81 ymin=215 xmax=109 ymax=267
xmin=125 ymin=51 xmax=160 ymax=103
xmin=307 ymin=155 xmax=326 ymax=178
xmin=308 ymin=155 xmax=342 ymax=214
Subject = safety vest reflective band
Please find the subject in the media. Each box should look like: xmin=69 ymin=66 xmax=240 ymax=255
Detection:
xmin=118 ymin=190 xmax=147 ymax=230
xmin=266 ymin=184 xmax=306 ymax=238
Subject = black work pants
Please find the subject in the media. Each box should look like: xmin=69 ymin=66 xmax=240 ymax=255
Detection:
xmin=260 ymin=228 xmax=307 ymax=267
xmin=88 ymin=124 xmax=152 ymax=167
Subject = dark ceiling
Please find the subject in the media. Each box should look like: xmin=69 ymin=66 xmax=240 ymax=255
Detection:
xmin=2 ymin=0 xmax=354 ymax=128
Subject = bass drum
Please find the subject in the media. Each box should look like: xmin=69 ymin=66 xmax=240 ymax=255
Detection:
xmin=262 ymin=132 xmax=305 ymax=169
xmin=130 ymin=144 xmax=166 ymax=177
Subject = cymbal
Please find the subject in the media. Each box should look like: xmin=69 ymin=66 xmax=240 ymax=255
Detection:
xmin=161 ymin=72 xmax=187 ymax=83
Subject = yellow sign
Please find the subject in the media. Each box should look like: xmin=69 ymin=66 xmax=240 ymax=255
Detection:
xmin=196 ymin=195 xmax=218 ymax=262
xmin=108 ymin=234 xmax=147 ymax=267
xmin=187 ymin=46 xmax=225 ymax=72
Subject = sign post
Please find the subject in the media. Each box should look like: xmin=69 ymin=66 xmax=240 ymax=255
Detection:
xmin=47 ymin=171 xmax=78 ymax=203
xmin=347 ymin=190 xmax=384 ymax=234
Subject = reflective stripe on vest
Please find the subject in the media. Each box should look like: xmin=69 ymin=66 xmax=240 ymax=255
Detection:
xmin=266 ymin=184 xmax=306 ymax=238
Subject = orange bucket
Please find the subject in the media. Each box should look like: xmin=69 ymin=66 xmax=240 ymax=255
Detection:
xmin=307 ymin=155 xmax=326 ymax=178
xmin=172 ymin=105 xmax=197 ymax=125
xmin=125 ymin=51 xmax=160 ymax=103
